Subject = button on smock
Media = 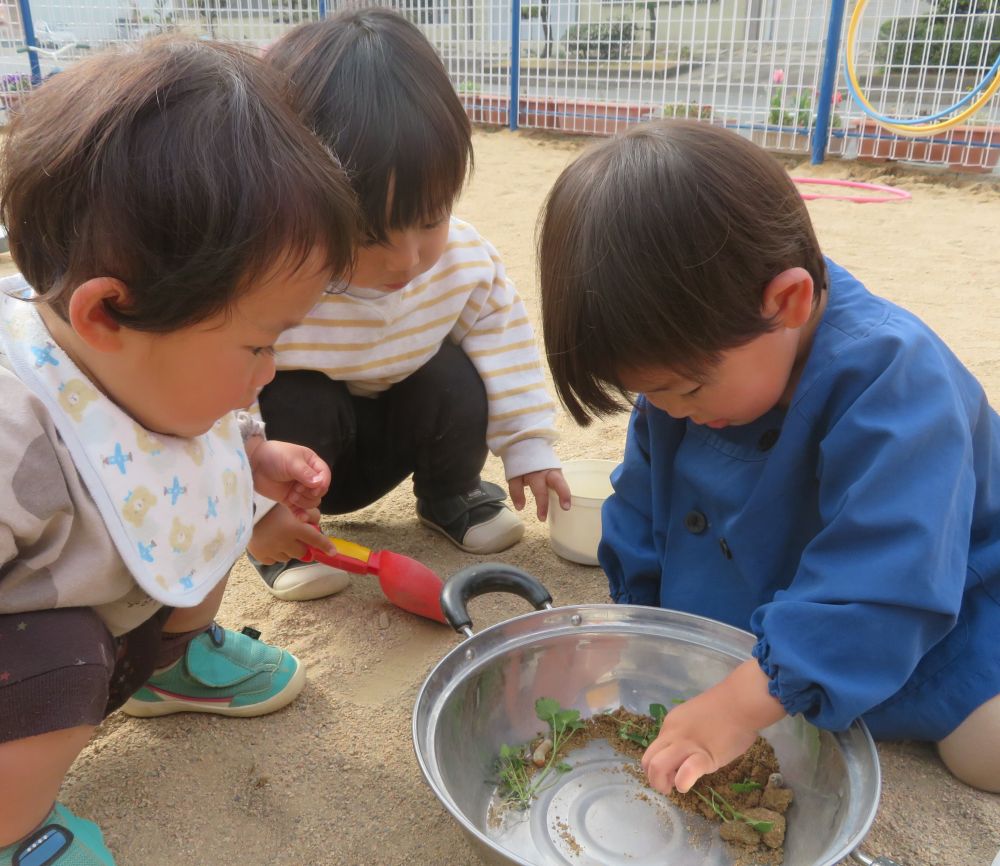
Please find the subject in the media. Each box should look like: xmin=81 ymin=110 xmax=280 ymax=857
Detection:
xmin=757 ymin=429 xmax=781 ymax=452
xmin=684 ymin=510 xmax=707 ymax=534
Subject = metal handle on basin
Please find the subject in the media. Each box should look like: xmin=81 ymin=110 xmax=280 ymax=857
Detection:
xmin=440 ymin=563 xmax=553 ymax=635
xmin=851 ymin=850 xmax=905 ymax=866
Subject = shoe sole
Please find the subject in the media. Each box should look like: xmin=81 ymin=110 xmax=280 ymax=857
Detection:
xmin=418 ymin=513 xmax=524 ymax=554
xmin=120 ymin=656 xmax=306 ymax=719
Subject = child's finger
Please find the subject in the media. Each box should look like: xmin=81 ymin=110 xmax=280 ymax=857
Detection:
xmin=285 ymin=452 xmax=327 ymax=488
xmin=641 ymin=729 xmax=670 ymax=771
xmin=296 ymin=519 xmax=335 ymax=556
xmin=674 ymin=752 xmax=715 ymax=794
xmin=529 ymin=477 xmax=550 ymax=521
xmin=509 ymin=478 xmax=527 ymax=511
xmin=302 ymin=452 xmax=332 ymax=491
xmin=643 ymin=741 xmax=687 ymax=795
xmin=549 ymin=471 xmax=573 ymax=510
xmin=287 ymin=480 xmax=325 ymax=506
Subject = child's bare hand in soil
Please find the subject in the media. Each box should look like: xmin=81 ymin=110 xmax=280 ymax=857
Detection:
xmin=641 ymin=660 xmax=786 ymax=794
xmin=509 ymin=468 xmax=571 ymax=520
xmin=247 ymin=505 xmax=334 ymax=564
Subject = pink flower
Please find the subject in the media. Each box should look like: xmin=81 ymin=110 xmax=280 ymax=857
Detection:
xmin=833 ymin=90 xmax=844 ymax=105
xmin=772 ymin=68 xmax=785 ymax=85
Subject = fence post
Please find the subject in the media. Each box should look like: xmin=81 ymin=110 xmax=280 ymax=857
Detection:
xmin=319 ymin=0 xmax=326 ymax=19
xmin=16 ymin=0 xmax=42 ymax=86
xmin=811 ymin=0 xmax=847 ymax=164
xmin=509 ymin=0 xmax=520 ymax=130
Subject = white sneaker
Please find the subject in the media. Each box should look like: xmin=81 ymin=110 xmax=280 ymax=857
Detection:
xmin=416 ymin=481 xmax=525 ymax=554
xmin=253 ymin=558 xmax=351 ymax=602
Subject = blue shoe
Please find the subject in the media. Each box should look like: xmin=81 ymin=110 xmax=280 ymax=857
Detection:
xmin=120 ymin=623 xmax=305 ymax=718
xmin=1 ymin=803 xmax=114 ymax=866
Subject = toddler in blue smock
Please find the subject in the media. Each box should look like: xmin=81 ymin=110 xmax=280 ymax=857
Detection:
xmin=538 ymin=119 xmax=1000 ymax=794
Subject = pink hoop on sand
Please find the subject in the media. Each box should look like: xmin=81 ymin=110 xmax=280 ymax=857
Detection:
xmin=792 ymin=177 xmax=912 ymax=204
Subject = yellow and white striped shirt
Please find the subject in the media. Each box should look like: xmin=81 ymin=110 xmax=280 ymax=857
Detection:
xmin=274 ymin=217 xmax=559 ymax=479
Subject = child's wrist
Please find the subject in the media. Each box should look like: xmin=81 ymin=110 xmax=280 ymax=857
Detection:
xmin=726 ymin=659 xmax=786 ymax=730
xmin=244 ymin=434 xmax=268 ymax=470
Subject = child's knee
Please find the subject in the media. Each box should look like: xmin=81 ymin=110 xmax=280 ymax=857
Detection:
xmin=258 ymin=372 xmax=357 ymax=463
xmin=0 ymin=608 xmax=114 ymax=746
xmin=937 ymin=693 xmax=1000 ymax=792
xmin=409 ymin=342 xmax=487 ymax=420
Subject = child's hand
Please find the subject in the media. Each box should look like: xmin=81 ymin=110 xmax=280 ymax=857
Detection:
xmin=247 ymin=505 xmax=335 ymax=564
xmin=246 ymin=437 xmax=331 ymax=518
xmin=641 ymin=660 xmax=786 ymax=795
xmin=509 ymin=468 xmax=572 ymax=521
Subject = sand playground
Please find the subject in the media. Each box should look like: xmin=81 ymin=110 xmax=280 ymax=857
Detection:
xmin=5 ymin=129 xmax=999 ymax=865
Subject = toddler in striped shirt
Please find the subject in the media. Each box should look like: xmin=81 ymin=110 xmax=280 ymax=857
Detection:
xmin=246 ymin=7 xmax=570 ymax=600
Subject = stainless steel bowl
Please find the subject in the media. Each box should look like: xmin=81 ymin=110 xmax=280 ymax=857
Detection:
xmin=414 ymin=565 xmax=898 ymax=866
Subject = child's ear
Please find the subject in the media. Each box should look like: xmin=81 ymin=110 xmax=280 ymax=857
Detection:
xmin=66 ymin=278 xmax=131 ymax=352
xmin=761 ymin=267 xmax=815 ymax=329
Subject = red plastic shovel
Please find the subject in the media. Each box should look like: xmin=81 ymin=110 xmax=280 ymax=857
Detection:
xmin=301 ymin=535 xmax=447 ymax=624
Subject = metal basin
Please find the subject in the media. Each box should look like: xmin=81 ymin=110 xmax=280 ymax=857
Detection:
xmin=414 ymin=565 xmax=893 ymax=866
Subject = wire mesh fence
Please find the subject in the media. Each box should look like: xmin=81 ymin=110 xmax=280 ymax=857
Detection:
xmin=0 ymin=0 xmax=997 ymax=171
xmin=837 ymin=0 xmax=999 ymax=172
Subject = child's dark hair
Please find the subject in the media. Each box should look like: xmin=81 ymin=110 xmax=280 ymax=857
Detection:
xmin=1 ymin=37 xmax=358 ymax=331
xmin=540 ymin=120 xmax=827 ymax=425
xmin=266 ymin=8 xmax=472 ymax=243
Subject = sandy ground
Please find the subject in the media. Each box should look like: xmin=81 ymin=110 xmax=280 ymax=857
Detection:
xmin=12 ymin=129 xmax=1000 ymax=865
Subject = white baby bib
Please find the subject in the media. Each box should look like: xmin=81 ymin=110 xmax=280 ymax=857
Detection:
xmin=0 ymin=284 xmax=254 ymax=607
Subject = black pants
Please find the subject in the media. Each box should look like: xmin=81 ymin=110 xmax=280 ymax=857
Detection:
xmin=258 ymin=341 xmax=489 ymax=512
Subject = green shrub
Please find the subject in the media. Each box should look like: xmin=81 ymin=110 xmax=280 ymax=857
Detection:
xmin=564 ymin=22 xmax=636 ymax=60
xmin=876 ymin=14 xmax=1000 ymax=71
xmin=930 ymin=1 xmax=993 ymax=13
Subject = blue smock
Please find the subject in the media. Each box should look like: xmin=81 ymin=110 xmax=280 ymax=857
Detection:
xmin=598 ymin=260 xmax=1000 ymax=741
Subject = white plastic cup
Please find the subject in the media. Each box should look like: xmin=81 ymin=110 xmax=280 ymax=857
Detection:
xmin=548 ymin=459 xmax=617 ymax=566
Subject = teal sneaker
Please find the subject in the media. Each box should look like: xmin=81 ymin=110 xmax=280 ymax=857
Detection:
xmin=121 ymin=623 xmax=305 ymax=719
xmin=1 ymin=803 xmax=114 ymax=866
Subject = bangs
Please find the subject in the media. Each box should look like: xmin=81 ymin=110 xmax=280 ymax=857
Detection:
xmin=351 ymin=81 xmax=470 ymax=241
xmin=542 ymin=222 xmax=724 ymax=425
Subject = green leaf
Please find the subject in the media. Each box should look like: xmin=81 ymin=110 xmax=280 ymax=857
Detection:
xmin=535 ymin=697 xmax=561 ymax=721
xmin=729 ymin=780 xmax=763 ymax=793
xmin=650 ymin=703 xmax=667 ymax=722
xmin=746 ymin=819 xmax=774 ymax=833
xmin=554 ymin=709 xmax=581 ymax=727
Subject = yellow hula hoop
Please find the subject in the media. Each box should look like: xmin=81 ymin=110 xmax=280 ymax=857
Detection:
xmin=845 ymin=0 xmax=1000 ymax=138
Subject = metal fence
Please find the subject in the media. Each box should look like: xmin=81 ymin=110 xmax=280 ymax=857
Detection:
xmin=0 ymin=0 xmax=997 ymax=172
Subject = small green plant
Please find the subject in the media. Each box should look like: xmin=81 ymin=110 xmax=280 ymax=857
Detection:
xmin=616 ymin=703 xmax=667 ymax=748
xmin=728 ymin=778 xmax=763 ymax=794
xmin=768 ymin=89 xmax=844 ymax=129
xmin=661 ymin=103 xmax=713 ymax=120
xmin=494 ymin=698 xmax=583 ymax=810
xmin=692 ymin=786 xmax=774 ymax=834
xmin=768 ymin=69 xmax=844 ymax=129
